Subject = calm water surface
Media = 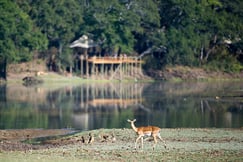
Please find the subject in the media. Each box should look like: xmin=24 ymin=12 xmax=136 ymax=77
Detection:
xmin=0 ymin=81 xmax=242 ymax=130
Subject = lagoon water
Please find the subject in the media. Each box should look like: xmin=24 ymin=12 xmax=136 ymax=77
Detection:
xmin=0 ymin=81 xmax=242 ymax=130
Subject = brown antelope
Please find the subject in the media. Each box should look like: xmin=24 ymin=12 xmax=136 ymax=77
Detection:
xmin=127 ymin=119 xmax=166 ymax=149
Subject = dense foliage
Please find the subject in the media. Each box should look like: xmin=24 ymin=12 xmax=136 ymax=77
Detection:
xmin=0 ymin=0 xmax=243 ymax=78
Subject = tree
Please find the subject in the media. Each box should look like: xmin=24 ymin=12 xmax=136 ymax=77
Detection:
xmin=4 ymin=0 xmax=242 ymax=77
xmin=156 ymin=0 xmax=243 ymax=71
xmin=81 ymin=0 xmax=136 ymax=54
xmin=23 ymin=0 xmax=84 ymax=71
xmin=80 ymin=0 xmax=161 ymax=55
xmin=0 ymin=0 xmax=47 ymax=80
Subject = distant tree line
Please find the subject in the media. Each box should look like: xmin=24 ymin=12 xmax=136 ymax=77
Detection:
xmin=0 ymin=0 xmax=242 ymax=79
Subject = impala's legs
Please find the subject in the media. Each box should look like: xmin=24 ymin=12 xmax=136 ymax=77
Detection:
xmin=141 ymin=136 xmax=144 ymax=149
xmin=157 ymin=133 xmax=167 ymax=149
xmin=135 ymin=135 xmax=143 ymax=149
xmin=152 ymin=134 xmax=158 ymax=150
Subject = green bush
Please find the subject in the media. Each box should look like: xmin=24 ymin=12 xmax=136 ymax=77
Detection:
xmin=205 ymin=46 xmax=243 ymax=73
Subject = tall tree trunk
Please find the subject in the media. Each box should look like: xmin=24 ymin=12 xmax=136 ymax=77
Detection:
xmin=58 ymin=41 xmax=63 ymax=72
xmin=0 ymin=57 xmax=7 ymax=80
xmin=3 ymin=57 xmax=6 ymax=80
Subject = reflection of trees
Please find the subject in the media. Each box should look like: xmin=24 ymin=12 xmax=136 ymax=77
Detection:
xmin=0 ymin=84 xmax=6 ymax=103
xmin=15 ymin=83 xmax=147 ymax=130
xmin=1 ymin=82 xmax=242 ymax=129
xmin=141 ymin=82 xmax=243 ymax=128
xmin=200 ymin=97 xmax=243 ymax=128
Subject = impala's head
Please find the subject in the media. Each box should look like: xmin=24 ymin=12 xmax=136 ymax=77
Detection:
xmin=127 ymin=119 xmax=136 ymax=123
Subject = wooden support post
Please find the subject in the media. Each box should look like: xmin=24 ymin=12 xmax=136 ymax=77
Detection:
xmin=84 ymin=49 xmax=89 ymax=78
xmin=120 ymin=62 xmax=122 ymax=80
xmin=131 ymin=63 xmax=133 ymax=76
xmin=139 ymin=58 xmax=142 ymax=75
xmin=95 ymin=66 xmax=98 ymax=76
xmin=80 ymin=55 xmax=84 ymax=77
xmin=91 ymin=63 xmax=95 ymax=79
xmin=105 ymin=65 xmax=108 ymax=78
xmin=101 ymin=63 xmax=104 ymax=79
xmin=86 ymin=56 xmax=89 ymax=77
xmin=111 ymin=63 xmax=113 ymax=75
xmin=125 ymin=62 xmax=128 ymax=76
xmin=136 ymin=58 xmax=138 ymax=75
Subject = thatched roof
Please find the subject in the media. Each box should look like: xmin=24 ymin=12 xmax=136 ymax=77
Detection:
xmin=70 ymin=35 xmax=97 ymax=48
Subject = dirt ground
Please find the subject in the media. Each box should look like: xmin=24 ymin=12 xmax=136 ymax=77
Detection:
xmin=0 ymin=129 xmax=76 ymax=151
xmin=0 ymin=128 xmax=242 ymax=161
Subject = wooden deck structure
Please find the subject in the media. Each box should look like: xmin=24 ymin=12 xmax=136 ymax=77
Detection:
xmin=80 ymin=56 xmax=143 ymax=80
xmin=87 ymin=57 xmax=143 ymax=64
xmin=70 ymin=35 xmax=144 ymax=80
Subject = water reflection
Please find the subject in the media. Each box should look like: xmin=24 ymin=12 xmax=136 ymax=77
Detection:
xmin=0 ymin=81 xmax=242 ymax=130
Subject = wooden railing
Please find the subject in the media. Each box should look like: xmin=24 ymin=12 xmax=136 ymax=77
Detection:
xmin=87 ymin=56 xmax=143 ymax=64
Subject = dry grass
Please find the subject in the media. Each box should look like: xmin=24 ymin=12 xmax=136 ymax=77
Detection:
xmin=0 ymin=128 xmax=242 ymax=162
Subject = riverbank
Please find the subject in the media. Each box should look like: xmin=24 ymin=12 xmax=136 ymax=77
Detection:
xmin=146 ymin=66 xmax=243 ymax=81
xmin=0 ymin=128 xmax=242 ymax=161
xmin=4 ymin=60 xmax=243 ymax=83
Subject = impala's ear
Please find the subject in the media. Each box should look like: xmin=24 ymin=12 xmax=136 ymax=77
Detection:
xmin=133 ymin=119 xmax=136 ymax=122
xmin=127 ymin=119 xmax=131 ymax=122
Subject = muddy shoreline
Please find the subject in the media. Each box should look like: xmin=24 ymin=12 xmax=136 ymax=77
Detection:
xmin=0 ymin=129 xmax=76 ymax=151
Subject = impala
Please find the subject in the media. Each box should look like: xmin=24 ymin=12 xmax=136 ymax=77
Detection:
xmin=127 ymin=119 xmax=166 ymax=149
